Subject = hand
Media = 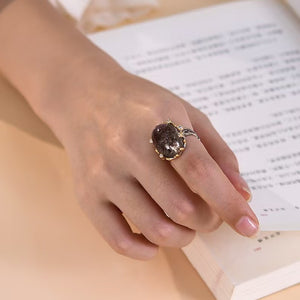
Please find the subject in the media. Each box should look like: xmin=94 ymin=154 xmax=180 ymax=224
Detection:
xmin=39 ymin=59 xmax=259 ymax=260
xmin=0 ymin=0 xmax=259 ymax=260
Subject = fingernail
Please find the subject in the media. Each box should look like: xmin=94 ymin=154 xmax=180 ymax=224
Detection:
xmin=235 ymin=216 xmax=259 ymax=237
xmin=238 ymin=175 xmax=252 ymax=202
xmin=242 ymin=187 xmax=252 ymax=202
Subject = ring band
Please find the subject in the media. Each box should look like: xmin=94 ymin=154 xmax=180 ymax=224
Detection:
xmin=149 ymin=119 xmax=200 ymax=160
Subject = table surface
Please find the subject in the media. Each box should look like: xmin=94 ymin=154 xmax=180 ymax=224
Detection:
xmin=0 ymin=0 xmax=299 ymax=299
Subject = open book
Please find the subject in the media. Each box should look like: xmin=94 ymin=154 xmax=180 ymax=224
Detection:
xmin=88 ymin=0 xmax=300 ymax=299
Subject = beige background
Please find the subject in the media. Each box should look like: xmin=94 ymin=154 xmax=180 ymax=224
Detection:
xmin=0 ymin=0 xmax=299 ymax=299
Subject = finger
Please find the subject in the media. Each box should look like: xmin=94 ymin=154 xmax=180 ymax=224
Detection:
xmin=131 ymin=141 xmax=223 ymax=232
xmin=152 ymin=106 xmax=259 ymax=238
xmin=183 ymin=102 xmax=252 ymax=201
xmin=170 ymin=132 xmax=259 ymax=238
xmin=80 ymin=200 xmax=158 ymax=260
xmin=106 ymin=177 xmax=196 ymax=248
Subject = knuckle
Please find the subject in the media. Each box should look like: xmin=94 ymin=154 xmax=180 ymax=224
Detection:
xmin=184 ymin=155 xmax=214 ymax=191
xmin=112 ymin=236 xmax=133 ymax=255
xmin=149 ymin=101 xmax=167 ymax=120
xmin=152 ymin=98 xmax=186 ymax=119
xmin=168 ymin=100 xmax=186 ymax=112
xmin=151 ymin=221 xmax=175 ymax=243
xmin=102 ymin=124 xmax=131 ymax=156
xmin=170 ymin=103 xmax=189 ymax=119
xmin=103 ymin=137 xmax=134 ymax=172
xmin=151 ymin=109 xmax=164 ymax=122
xmin=105 ymin=132 xmax=127 ymax=156
xmin=150 ymin=221 xmax=196 ymax=248
xmin=172 ymin=201 xmax=196 ymax=224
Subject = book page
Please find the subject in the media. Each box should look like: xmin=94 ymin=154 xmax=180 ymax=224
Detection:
xmin=192 ymin=222 xmax=300 ymax=286
xmin=88 ymin=0 xmax=300 ymax=230
xmin=287 ymin=0 xmax=300 ymax=18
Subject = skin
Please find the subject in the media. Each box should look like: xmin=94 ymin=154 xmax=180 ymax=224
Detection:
xmin=0 ymin=0 xmax=259 ymax=260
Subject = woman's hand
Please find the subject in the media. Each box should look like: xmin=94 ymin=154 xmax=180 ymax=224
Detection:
xmin=0 ymin=0 xmax=259 ymax=260
xmin=37 ymin=59 xmax=259 ymax=260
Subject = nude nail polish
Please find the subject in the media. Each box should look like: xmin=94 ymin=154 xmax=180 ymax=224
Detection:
xmin=241 ymin=186 xmax=252 ymax=202
xmin=235 ymin=216 xmax=259 ymax=237
xmin=237 ymin=174 xmax=252 ymax=202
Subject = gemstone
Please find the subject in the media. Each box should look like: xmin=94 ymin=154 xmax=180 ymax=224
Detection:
xmin=152 ymin=122 xmax=185 ymax=159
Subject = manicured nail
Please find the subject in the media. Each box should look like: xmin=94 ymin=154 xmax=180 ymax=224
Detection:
xmin=235 ymin=216 xmax=259 ymax=237
xmin=242 ymin=187 xmax=252 ymax=202
xmin=238 ymin=175 xmax=252 ymax=202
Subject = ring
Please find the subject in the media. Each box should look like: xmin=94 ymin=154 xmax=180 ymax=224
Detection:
xmin=149 ymin=119 xmax=200 ymax=160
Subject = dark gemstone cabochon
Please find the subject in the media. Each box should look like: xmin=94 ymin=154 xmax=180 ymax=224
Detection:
xmin=152 ymin=123 xmax=185 ymax=158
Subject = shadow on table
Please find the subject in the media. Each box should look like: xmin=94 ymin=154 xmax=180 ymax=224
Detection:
xmin=0 ymin=74 xmax=62 ymax=147
xmin=162 ymin=247 xmax=215 ymax=300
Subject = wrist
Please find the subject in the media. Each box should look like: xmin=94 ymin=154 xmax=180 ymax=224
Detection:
xmin=0 ymin=0 xmax=124 ymax=113
xmin=0 ymin=0 xmax=128 ymax=142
